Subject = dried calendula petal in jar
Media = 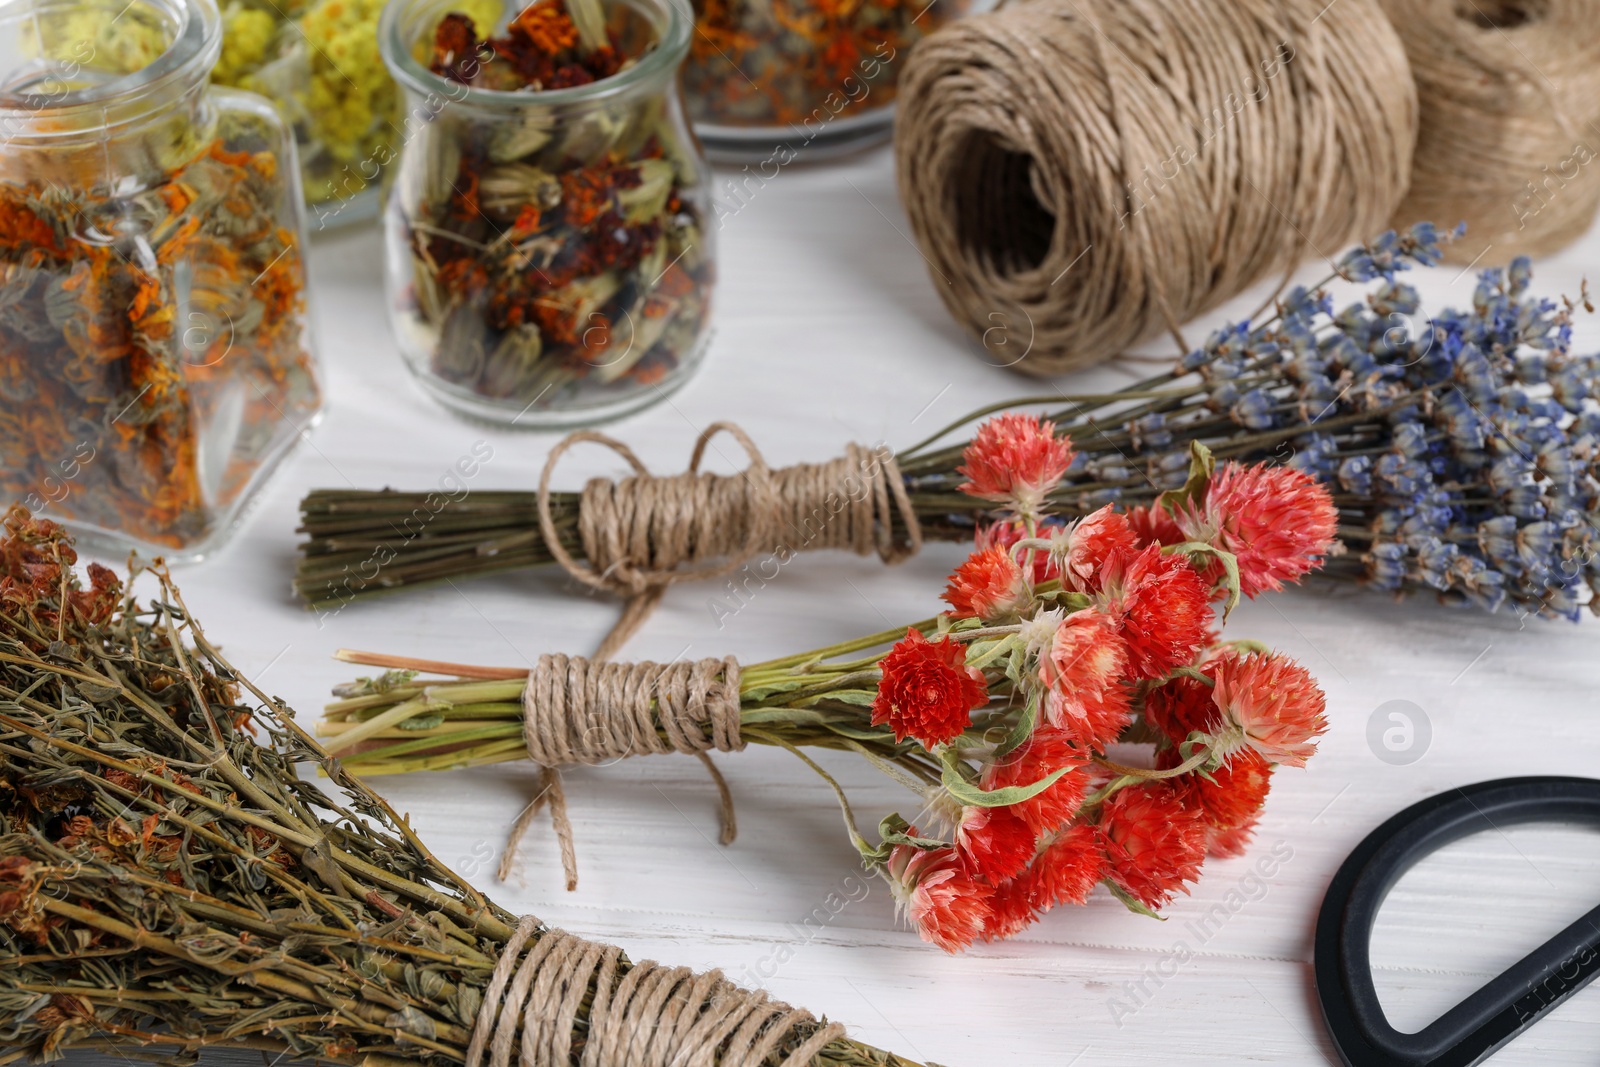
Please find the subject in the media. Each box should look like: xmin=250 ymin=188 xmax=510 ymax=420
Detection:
xmin=684 ymin=0 xmax=979 ymax=161
xmin=0 ymin=0 xmax=321 ymax=557
xmin=379 ymin=0 xmax=715 ymax=426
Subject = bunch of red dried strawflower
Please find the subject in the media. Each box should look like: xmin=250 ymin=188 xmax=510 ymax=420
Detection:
xmin=323 ymin=415 xmax=1334 ymax=952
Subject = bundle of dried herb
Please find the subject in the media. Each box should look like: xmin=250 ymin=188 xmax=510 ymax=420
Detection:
xmin=297 ymin=226 xmax=1600 ymax=623
xmin=0 ymin=504 xmax=922 ymax=1067
xmin=383 ymin=0 xmax=712 ymax=423
xmin=683 ymin=0 xmax=969 ymax=133
xmin=0 ymin=102 xmax=320 ymax=555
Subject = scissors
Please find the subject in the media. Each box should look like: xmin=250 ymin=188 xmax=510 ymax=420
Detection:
xmin=1315 ymin=776 xmax=1600 ymax=1067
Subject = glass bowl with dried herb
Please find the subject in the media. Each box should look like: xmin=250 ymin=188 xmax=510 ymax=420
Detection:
xmin=0 ymin=0 xmax=322 ymax=558
xmin=379 ymin=0 xmax=715 ymax=427
xmin=684 ymin=0 xmax=979 ymax=162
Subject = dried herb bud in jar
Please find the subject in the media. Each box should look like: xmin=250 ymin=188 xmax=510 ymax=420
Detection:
xmin=379 ymin=0 xmax=715 ymax=427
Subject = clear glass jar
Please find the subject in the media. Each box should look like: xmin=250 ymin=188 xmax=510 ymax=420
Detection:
xmin=0 ymin=0 xmax=322 ymax=558
xmin=684 ymin=0 xmax=978 ymax=162
xmin=379 ymin=0 xmax=715 ymax=427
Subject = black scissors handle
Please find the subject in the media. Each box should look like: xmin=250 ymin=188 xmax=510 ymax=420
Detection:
xmin=1315 ymin=777 xmax=1600 ymax=1067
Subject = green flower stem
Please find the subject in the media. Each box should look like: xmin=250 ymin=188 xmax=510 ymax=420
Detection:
xmin=1094 ymin=747 xmax=1211 ymax=781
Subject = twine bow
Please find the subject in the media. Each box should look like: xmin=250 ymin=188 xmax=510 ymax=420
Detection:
xmin=536 ymin=421 xmax=921 ymax=661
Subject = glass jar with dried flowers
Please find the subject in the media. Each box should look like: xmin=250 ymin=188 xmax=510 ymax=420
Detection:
xmin=24 ymin=0 xmax=495 ymax=227
xmin=379 ymin=0 xmax=715 ymax=427
xmin=0 ymin=0 xmax=322 ymax=558
xmin=685 ymin=0 xmax=981 ymax=162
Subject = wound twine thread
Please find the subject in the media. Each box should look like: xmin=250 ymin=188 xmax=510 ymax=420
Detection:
xmin=538 ymin=422 xmax=922 ymax=661
xmin=894 ymin=0 xmax=1417 ymax=377
xmin=501 ymin=654 xmax=745 ymax=888
xmin=1381 ymin=0 xmax=1600 ymax=265
xmin=468 ymin=917 xmax=846 ymax=1067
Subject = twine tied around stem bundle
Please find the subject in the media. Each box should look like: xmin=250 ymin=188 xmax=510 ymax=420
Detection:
xmin=893 ymin=0 xmax=1417 ymax=376
xmin=537 ymin=422 xmax=922 ymax=661
xmin=502 ymin=653 xmax=745 ymax=889
xmin=469 ymin=916 xmax=846 ymax=1067
xmin=1380 ymin=0 xmax=1600 ymax=265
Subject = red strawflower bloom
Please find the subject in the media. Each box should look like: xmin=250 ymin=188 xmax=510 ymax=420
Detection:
xmin=956 ymin=805 xmax=1037 ymax=882
xmin=1126 ymin=502 xmax=1185 ymax=550
xmin=887 ymin=839 xmax=993 ymax=952
xmin=1143 ymin=668 xmax=1222 ymax=745
xmin=1099 ymin=783 xmax=1207 ymax=910
xmin=1053 ymin=505 xmax=1141 ymax=592
xmin=980 ymin=823 xmax=1106 ymax=942
xmin=1210 ymin=649 xmax=1327 ymax=768
xmin=983 ymin=876 xmax=1040 ymax=941
xmin=981 ymin=728 xmax=1091 ymax=835
xmin=1162 ymin=745 xmax=1274 ymax=836
xmin=943 ymin=546 xmax=1030 ymax=620
xmin=1205 ymin=816 xmax=1262 ymax=858
xmin=958 ymin=414 xmax=1075 ymax=513
xmin=1025 ymin=823 xmax=1106 ymax=911
xmin=871 ymin=629 xmax=987 ymax=748
xmin=1039 ymin=611 xmax=1131 ymax=748
xmin=1095 ymin=544 xmax=1214 ymax=680
xmin=1174 ymin=463 xmax=1338 ymax=599
xmin=976 ymin=520 xmax=1059 ymax=584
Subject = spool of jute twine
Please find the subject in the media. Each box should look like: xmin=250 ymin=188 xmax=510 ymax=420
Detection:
xmin=893 ymin=0 xmax=1417 ymax=377
xmin=1380 ymin=0 xmax=1600 ymax=265
xmin=471 ymin=916 xmax=847 ymax=1067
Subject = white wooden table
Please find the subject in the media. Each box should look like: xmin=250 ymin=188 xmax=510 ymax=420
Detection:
xmin=82 ymin=147 xmax=1600 ymax=1067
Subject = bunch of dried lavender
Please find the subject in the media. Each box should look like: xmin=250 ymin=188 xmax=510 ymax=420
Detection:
xmin=0 ymin=506 xmax=919 ymax=1067
xmin=297 ymin=224 xmax=1600 ymax=620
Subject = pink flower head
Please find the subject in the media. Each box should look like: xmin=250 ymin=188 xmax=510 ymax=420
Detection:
xmin=956 ymin=805 xmax=1037 ymax=882
xmin=886 ymin=837 xmax=993 ymax=952
xmin=871 ymin=629 xmax=988 ymax=748
xmin=1175 ymin=463 xmax=1338 ymax=599
xmin=977 ymin=520 xmax=1059 ymax=585
xmin=1099 ymin=783 xmax=1207 ymax=910
xmin=943 ymin=546 xmax=1031 ymax=621
xmin=958 ymin=414 xmax=1075 ymax=514
xmin=981 ymin=728 xmax=1091 ymax=836
xmin=1209 ymin=649 xmax=1327 ymax=768
xmin=1051 ymin=505 xmax=1140 ymax=592
xmin=1038 ymin=611 xmax=1131 ymax=748
xmin=1094 ymin=544 xmax=1214 ymax=680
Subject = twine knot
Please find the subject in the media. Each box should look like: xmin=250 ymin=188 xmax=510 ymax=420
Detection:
xmin=501 ymin=655 xmax=745 ymax=889
xmin=522 ymin=654 xmax=744 ymax=766
xmin=468 ymin=917 xmax=847 ymax=1067
xmin=537 ymin=422 xmax=920 ymax=661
